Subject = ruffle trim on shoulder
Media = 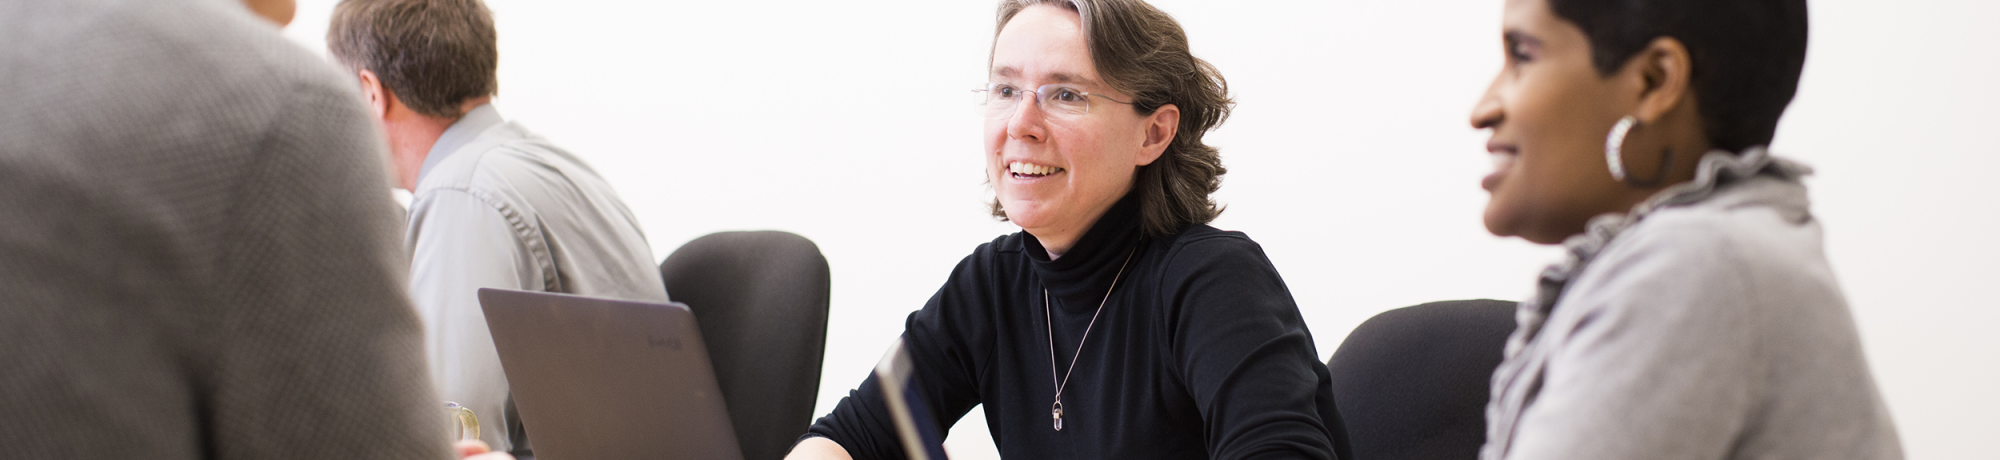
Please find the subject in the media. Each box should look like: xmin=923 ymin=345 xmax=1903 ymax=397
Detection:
xmin=1502 ymin=146 xmax=1804 ymax=357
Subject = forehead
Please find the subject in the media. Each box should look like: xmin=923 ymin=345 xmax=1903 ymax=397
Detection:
xmin=990 ymin=5 xmax=1101 ymax=85
xmin=1501 ymin=0 xmax=1557 ymax=31
xmin=1501 ymin=0 xmax=1592 ymax=49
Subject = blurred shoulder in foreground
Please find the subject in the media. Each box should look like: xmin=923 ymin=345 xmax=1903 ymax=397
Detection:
xmin=0 ymin=0 xmax=449 ymax=458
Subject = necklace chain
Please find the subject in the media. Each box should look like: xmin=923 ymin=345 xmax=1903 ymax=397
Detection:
xmin=1044 ymin=246 xmax=1139 ymax=431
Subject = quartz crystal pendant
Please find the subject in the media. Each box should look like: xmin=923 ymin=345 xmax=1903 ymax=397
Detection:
xmin=1051 ymin=401 xmax=1065 ymax=431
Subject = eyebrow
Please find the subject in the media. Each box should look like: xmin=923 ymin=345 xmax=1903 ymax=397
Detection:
xmin=1502 ymin=30 xmax=1543 ymax=50
xmin=990 ymin=66 xmax=1099 ymax=86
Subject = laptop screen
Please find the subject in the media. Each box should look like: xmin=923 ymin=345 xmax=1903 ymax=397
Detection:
xmin=874 ymin=337 xmax=951 ymax=460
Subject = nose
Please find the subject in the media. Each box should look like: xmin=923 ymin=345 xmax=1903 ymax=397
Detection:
xmin=1006 ymin=93 xmax=1048 ymax=142
xmin=1470 ymin=76 xmax=1505 ymax=130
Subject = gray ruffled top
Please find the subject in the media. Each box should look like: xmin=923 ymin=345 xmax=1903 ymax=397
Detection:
xmin=1480 ymin=148 xmax=1903 ymax=459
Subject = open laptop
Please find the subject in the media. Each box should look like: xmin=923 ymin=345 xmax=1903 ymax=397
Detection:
xmin=478 ymin=288 xmax=745 ymax=460
xmin=875 ymin=337 xmax=951 ymax=460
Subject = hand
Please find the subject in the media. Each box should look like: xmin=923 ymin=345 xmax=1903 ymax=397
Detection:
xmin=454 ymin=440 xmax=515 ymax=460
xmin=784 ymin=437 xmax=855 ymax=460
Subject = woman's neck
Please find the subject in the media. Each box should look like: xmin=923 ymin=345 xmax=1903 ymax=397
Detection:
xmin=1022 ymin=192 xmax=1147 ymax=308
xmin=1030 ymin=217 xmax=1099 ymax=260
xmin=1026 ymin=191 xmax=1133 ymax=259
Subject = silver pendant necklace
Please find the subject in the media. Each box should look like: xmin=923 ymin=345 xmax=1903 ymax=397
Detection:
xmin=1044 ymin=246 xmax=1138 ymax=432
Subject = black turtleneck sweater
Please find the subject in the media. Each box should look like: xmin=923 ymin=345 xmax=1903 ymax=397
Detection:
xmin=806 ymin=194 xmax=1350 ymax=459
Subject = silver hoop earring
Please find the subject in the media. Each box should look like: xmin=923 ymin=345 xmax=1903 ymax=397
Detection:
xmin=1605 ymin=115 xmax=1638 ymax=181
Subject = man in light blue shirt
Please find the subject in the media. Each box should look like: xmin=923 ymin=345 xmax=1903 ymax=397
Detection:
xmin=327 ymin=0 xmax=668 ymax=455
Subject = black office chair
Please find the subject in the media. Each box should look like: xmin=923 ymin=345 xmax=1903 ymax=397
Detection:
xmin=660 ymin=231 xmax=831 ymax=460
xmin=1326 ymin=299 xmax=1517 ymax=460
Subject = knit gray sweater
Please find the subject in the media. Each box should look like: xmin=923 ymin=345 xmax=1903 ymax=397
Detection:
xmin=1481 ymin=148 xmax=1903 ymax=459
xmin=0 ymin=0 xmax=448 ymax=458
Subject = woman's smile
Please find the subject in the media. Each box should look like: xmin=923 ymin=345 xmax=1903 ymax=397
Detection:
xmin=1483 ymin=143 xmax=1519 ymax=192
xmin=1007 ymin=161 xmax=1067 ymax=180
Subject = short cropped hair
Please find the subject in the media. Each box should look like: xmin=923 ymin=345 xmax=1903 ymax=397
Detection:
xmin=1550 ymin=0 xmax=1808 ymax=152
xmin=990 ymin=0 xmax=1233 ymax=238
xmin=327 ymin=0 xmax=498 ymax=119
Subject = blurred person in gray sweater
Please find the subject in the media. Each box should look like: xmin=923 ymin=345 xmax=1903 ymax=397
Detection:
xmin=0 ymin=0 xmax=455 ymax=458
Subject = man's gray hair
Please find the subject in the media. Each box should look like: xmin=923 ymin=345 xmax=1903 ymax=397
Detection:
xmin=327 ymin=0 xmax=498 ymax=119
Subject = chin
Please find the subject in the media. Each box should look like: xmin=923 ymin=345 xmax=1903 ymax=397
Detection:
xmin=1003 ymin=210 xmax=1052 ymax=231
xmin=1481 ymin=203 xmax=1515 ymax=238
xmin=999 ymin=200 xmax=1054 ymax=230
xmin=1519 ymin=231 xmax=1567 ymax=245
xmin=1483 ymin=205 xmax=1560 ymax=244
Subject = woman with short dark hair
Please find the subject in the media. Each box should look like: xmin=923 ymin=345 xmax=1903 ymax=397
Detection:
xmin=787 ymin=0 xmax=1349 ymax=459
xmin=1467 ymin=0 xmax=1903 ymax=458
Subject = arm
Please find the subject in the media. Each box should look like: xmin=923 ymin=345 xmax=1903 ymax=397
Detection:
xmin=785 ymin=437 xmax=856 ymax=460
xmin=799 ymin=250 xmax=993 ymax=460
xmin=406 ymin=188 xmax=547 ymax=453
xmin=1500 ymin=221 xmax=1759 ymax=459
xmin=1168 ymin=236 xmax=1344 ymax=460
xmin=206 ymin=80 xmax=448 ymax=459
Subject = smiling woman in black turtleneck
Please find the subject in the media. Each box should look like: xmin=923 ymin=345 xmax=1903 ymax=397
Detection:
xmin=788 ymin=1 xmax=1349 ymax=459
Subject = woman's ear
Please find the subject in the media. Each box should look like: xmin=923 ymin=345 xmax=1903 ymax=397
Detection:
xmin=1627 ymin=36 xmax=1695 ymax=123
xmin=1137 ymin=104 xmax=1180 ymax=166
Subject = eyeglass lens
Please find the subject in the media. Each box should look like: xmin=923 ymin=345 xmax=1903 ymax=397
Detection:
xmin=979 ymin=84 xmax=1094 ymax=119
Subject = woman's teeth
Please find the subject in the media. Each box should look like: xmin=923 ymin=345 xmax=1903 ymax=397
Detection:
xmin=1483 ymin=152 xmax=1516 ymax=191
xmin=1008 ymin=162 xmax=1063 ymax=177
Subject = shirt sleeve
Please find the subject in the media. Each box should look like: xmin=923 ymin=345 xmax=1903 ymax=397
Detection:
xmin=1500 ymin=219 xmax=1760 ymax=459
xmin=1166 ymin=235 xmax=1345 ymax=460
xmin=405 ymin=187 xmax=547 ymax=453
xmin=804 ymin=250 xmax=991 ymax=460
xmin=206 ymin=79 xmax=449 ymax=459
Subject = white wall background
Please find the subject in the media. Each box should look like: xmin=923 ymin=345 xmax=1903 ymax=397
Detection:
xmin=281 ymin=1 xmax=1997 ymax=458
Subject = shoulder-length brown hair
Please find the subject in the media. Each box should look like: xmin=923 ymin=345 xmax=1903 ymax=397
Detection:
xmin=989 ymin=0 xmax=1233 ymax=237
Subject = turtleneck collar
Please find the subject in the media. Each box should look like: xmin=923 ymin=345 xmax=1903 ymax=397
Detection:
xmin=1023 ymin=192 xmax=1145 ymax=313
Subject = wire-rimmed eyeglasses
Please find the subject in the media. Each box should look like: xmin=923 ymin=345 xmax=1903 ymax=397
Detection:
xmin=973 ymin=83 xmax=1134 ymax=120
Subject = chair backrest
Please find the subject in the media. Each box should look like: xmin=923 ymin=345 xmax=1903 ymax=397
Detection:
xmin=1326 ymin=299 xmax=1517 ymax=460
xmin=660 ymin=231 xmax=831 ymax=460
